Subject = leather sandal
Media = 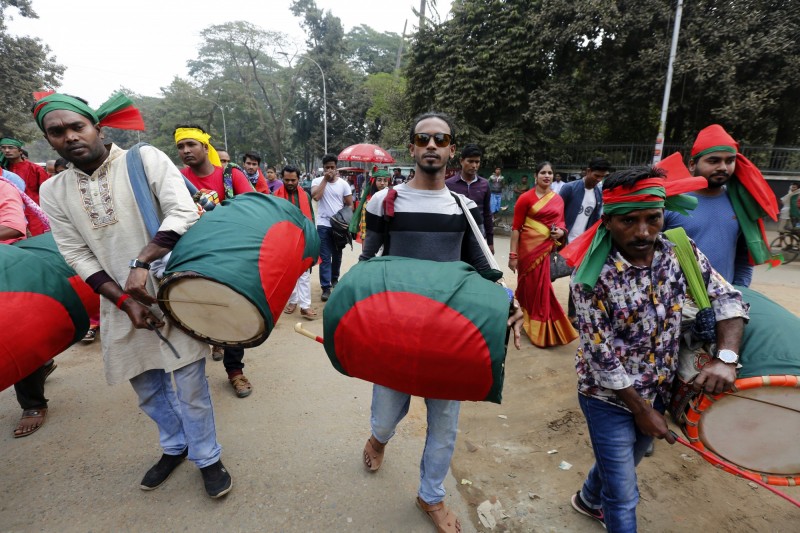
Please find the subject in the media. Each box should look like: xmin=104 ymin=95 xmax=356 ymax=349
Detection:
xmin=416 ymin=497 xmax=461 ymax=533
xmin=363 ymin=436 xmax=385 ymax=472
xmin=300 ymin=308 xmax=318 ymax=320
xmin=283 ymin=303 xmax=297 ymax=314
xmin=229 ymin=374 xmax=252 ymax=398
xmin=14 ymin=408 xmax=48 ymax=438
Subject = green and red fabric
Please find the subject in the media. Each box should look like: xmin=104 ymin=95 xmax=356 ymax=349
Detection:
xmin=691 ymin=124 xmax=779 ymax=265
xmin=561 ymin=172 xmax=708 ymax=290
xmin=323 ymin=256 xmax=510 ymax=403
xmin=160 ymin=193 xmax=319 ymax=346
xmin=2 ymin=233 xmax=98 ymax=391
xmin=33 ymin=92 xmax=145 ymax=132
xmin=273 ymin=185 xmax=314 ymax=222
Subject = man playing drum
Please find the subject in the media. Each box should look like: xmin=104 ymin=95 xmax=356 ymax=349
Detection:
xmin=37 ymin=94 xmax=233 ymax=498
xmin=358 ymin=111 xmax=524 ymax=533
xmin=560 ymin=166 xmax=748 ymax=532
xmin=174 ymin=125 xmax=256 ymax=398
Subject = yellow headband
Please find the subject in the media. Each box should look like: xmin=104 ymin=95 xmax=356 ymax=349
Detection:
xmin=174 ymin=127 xmax=221 ymax=167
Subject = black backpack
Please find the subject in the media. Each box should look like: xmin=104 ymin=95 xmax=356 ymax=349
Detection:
xmin=330 ymin=205 xmax=353 ymax=250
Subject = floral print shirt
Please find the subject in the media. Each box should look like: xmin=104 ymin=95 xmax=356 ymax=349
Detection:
xmin=572 ymin=235 xmax=748 ymax=409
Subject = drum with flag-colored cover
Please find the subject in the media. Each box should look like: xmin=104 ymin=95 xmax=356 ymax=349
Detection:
xmin=672 ymin=286 xmax=800 ymax=485
xmin=323 ymin=257 xmax=510 ymax=403
xmin=1 ymin=233 xmax=99 ymax=391
xmin=158 ymin=193 xmax=319 ymax=348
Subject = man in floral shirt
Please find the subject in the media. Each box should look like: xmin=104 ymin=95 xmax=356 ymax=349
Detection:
xmin=560 ymin=166 xmax=748 ymax=532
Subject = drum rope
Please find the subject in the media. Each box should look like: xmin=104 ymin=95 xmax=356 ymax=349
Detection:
xmin=670 ymin=431 xmax=800 ymax=509
xmin=726 ymin=392 xmax=800 ymax=415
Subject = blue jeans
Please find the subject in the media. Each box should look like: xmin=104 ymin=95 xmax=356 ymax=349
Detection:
xmin=317 ymin=226 xmax=342 ymax=290
xmin=129 ymin=358 xmax=222 ymax=468
xmin=490 ymin=193 xmax=502 ymax=214
xmin=370 ymin=384 xmax=460 ymax=504
xmin=578 ymin=394 xmax=663 ymax=533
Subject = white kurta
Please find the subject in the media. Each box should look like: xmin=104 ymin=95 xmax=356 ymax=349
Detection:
xmin=40 ymin=144 xmax=208 ymax=385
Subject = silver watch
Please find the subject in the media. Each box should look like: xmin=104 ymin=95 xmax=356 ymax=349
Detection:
xmin=716 ymin=349 xmax=739 ymax=364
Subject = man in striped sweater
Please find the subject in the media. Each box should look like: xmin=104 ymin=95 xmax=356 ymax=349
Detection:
xmin=359 ymin=112 xmax=523 ymax=533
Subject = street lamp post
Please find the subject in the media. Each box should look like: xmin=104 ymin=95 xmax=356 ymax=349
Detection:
xmin=281 ymin=52 xmax=327 ymax=155
xmin=192 ymin=94 xmax=228 ymax=151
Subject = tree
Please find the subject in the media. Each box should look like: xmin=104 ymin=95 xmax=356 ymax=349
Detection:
xmin=345 ymin=25 xmax=408 ymax=75
xmin=187 ymin=22 xmax=302 ymax=164
xmin=0 ymin=0 xmax=64 ymax=139
xmin=363 ymin=73 xmax=409 ymax=149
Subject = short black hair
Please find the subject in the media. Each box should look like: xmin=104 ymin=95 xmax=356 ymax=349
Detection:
xmin=282 ymin=165 xmax=299 ymax=177
xmin=266 ymin=165 xmax=276 ymax=171
xmin=242 ymin=151 xmax=261 ymax=164
xmin=602 ymin=166 xmax=665 ymax=193
xmin=460 ymin=144 xmax=482 ymax=159
xmin=322 ymin=154 xmax=338 ymax=166
xmin=174 ymin=124 xmax=207 ymax=135
xmin=54 ymin=157 xmax=68 ymax=170
xmin=409 ymin=112 xmax=456 ymax=144
xmin=587 ymin=157 xmax=612 ymax=172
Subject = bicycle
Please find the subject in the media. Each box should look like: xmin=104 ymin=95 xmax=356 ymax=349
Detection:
xmin=769 ymin=228 xmax=800 ymax=263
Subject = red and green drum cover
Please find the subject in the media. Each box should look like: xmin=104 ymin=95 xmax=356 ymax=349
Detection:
xmin=159 ymin=193 xmax=319 ymax=347
xmin=323 ymin=257 xmax=509 ymax=404
xmin=2 ymin=233 xmax=96 ymax=391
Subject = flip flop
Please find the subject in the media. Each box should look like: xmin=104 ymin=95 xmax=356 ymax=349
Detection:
xmin=416 ymin=497 xmax=461 ymax=533
xmin=14 ymin=408 xmax=47 ymax=438
xmin=300 ymin=308 xmax=318 ymax=320
xmin=283 ymin=303 xmax=297 ymax=314
xmin=363 ymin=436 xmax=385 ymax=472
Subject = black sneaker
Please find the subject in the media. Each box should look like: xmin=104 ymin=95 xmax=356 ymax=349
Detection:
xmin=321 ymin=289 xmax=331 ymax=302
xmin=332 ymin=279 xmax=338 ymax=288
xmin=200 ymin=460 xmax=232 ymax=498
xmin=571 ymin=492 xmax=605 ymax=528
xmin=140 ymin=448 xmax=188 ymax=490
xmin=644 ymin=441 xmax=655 ymax=457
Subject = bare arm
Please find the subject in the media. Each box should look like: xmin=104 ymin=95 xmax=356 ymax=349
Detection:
xmin=614 ymin=386 xmax=675 ymax=443
xmin=693 ymin=317 xmax=744 ymax=395
xmin=124 ymin=242 xmax=172 ymax=305
xmin=344 ymin=194 xmax=354 ymax=208
xmin=0 ymin=224 xmax=23 ymax=241
xmin=508 ymin=229 xmax=520 ymax=272
xmin=98 ymin=279 xmax=164 ymax=330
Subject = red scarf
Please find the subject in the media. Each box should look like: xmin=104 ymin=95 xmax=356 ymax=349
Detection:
xmin=273 ymin=186 xmax=313 ymax=221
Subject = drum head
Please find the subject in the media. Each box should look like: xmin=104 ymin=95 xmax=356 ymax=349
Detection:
xmin=159 ymin=274 xmax=265 ymax=346
xmin=699 ymin=387 xmax=800 ymax=476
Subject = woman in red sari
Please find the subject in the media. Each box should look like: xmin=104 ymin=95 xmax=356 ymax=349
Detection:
xmin=509 ymin=162 xmax=577 ymax=347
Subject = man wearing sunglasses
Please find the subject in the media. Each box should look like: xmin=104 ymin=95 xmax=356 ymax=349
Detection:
xmin=358 ymin=112 xmax=524 ymax=533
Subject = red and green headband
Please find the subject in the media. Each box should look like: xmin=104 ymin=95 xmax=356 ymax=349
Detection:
xmin=33 ymin=92 xmax=145 ymax=132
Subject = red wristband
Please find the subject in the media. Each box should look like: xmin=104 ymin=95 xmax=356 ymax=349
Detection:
xmin=116 ymin=293 xmax=131 ymax=310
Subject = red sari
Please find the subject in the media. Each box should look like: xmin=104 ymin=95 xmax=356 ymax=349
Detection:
xmin=513 ymin=189 xmax=577 ymax=347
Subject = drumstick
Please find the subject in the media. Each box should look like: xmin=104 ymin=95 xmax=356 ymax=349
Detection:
xmin=294 ymin=322 xmax=323 ymax=343
xmin=669 ymin=431 xmax=800 ymax=509
xmin=157 ymin=298 xmax=230 ymax=307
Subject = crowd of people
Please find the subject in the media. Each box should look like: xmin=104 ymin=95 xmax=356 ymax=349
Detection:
xmin=1 ymin=89 xmax=789 ymax=532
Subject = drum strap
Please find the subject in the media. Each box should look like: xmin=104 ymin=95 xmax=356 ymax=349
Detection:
xmin=126 ymin=142 xmax=203 ymax=237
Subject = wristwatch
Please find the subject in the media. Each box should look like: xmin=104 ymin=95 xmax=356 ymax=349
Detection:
xmin=716 ymin=348 xmax=739 ymax=364
xmin=129 ymin=259 xmax=151 ymax=270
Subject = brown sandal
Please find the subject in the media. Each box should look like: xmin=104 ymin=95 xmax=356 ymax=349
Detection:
xmin=283 ymin=303 xmax=297 ymax=314
xmin=363 ymin=436 xmax=385 ymax=472
xmin=14 ymin=408 xmax=48 ymax=438
xmin=229 ymin=374 xmax=253 ymax=398
xmin=300 ymin=308 xmax=318 ymax=320
xmin=416 ymin=497 xmax=461 ymax=533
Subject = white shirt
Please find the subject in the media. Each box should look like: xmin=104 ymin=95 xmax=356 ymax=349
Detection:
xmin=312 ymin=176 xmax=352 ymax=227
xmin=551 ymin=180 xmax=564 ymax=194
xmin=568 ymin=187 xmax=597 ymax=243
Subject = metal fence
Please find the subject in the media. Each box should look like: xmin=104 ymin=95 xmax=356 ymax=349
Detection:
xmin=520 ymin=144 xmax=800 ymax=176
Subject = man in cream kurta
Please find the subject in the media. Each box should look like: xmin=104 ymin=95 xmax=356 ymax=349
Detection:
xmin=36 ymin=92 xmax=233 ymax=499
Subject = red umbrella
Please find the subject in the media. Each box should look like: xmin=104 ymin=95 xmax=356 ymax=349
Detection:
xmin=338 ymin=144 xmax=396 ymax=164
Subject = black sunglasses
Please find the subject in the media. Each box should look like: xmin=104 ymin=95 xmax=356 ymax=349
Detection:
xmin=412 ymin=132 xmax=453 ymax=148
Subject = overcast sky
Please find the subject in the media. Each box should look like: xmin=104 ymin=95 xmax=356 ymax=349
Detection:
xmin=8 ymin=0 xmax=453 ymax=106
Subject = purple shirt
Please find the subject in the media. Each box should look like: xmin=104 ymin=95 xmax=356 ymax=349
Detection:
xmin=445 ymin=174 xmax=493 ymax=245
xmin=267 ymin=179 xmax=283 ymax=194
